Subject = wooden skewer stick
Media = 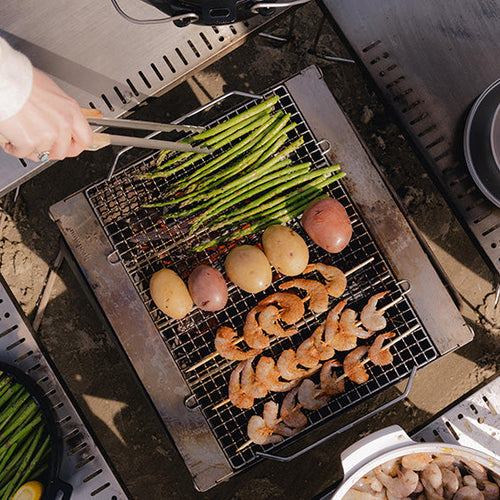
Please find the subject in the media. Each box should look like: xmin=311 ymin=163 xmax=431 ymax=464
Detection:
xmin=237 ymin=324 xmax=420 ymax=451
xmin=185 ymin=257 xmax=375 ymax=374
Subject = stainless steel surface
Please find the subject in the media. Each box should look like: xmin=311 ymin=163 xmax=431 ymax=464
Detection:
xmin=49 ymin=66 xmax=473 ymax=490
xmin=102 ymin=133 xmax=213 ymax=153
xmin=412 ymin=375 xmax=500 ymax=460
xmin=48 ymin=192 xmax=233 ymax=493
xmin=0 ymin=0 xmax=281 ymax=197
xmin=0 ymin=273 xmax=129 ymax=499
xmin=319 ymin=0 xmax=500 ymax=274
xmin=86 ymin=116 xmax=206 ymax=134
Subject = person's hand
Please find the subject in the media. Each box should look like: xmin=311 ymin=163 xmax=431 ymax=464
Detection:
xmin=0 ymin=68 xmax=94 ymax=161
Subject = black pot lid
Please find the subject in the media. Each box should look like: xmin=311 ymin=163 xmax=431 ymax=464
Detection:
xmin=464 ymin=79 xmax=500 ymax=207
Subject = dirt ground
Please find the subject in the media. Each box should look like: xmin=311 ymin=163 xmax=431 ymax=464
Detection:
xmin=0 ymin=3 xmax=499 ymax=499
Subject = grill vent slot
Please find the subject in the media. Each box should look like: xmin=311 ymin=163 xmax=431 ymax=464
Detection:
xmin=138 ymin=71 xmax=151 ymax=89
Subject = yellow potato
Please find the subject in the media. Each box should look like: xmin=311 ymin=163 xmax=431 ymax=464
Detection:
xmin=149 ymin=268 xmax=193 ymax=319
xmin=262 ymin=225 xmax=309 ymax=276
xmin=225 ymin=245 xmax=272 ymax=293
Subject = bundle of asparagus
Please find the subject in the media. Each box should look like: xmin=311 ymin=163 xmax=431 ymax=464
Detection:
xmin=141 ymin=95 xmax=345 ymax=252
xmin=0 ymin=370 xmax=51 ymax=499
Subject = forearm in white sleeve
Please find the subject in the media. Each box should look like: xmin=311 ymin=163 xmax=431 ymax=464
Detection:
xmin=0 ymin=38 xmax=33 ymax=121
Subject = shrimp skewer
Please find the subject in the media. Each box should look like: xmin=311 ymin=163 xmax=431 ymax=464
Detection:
xmin=243 ymin=304 xmax=270 ymax=349
xmin=277 ymin=349 xmax=316 ymax=380
xmin=238 ymin=325 xmax=420 ymax=451
xmin=344 ymin=346 xmax=370 ymax=384
xmin=280 ymin=386 xmax=307 ymax=428
xmin=361 ymin=291 xmax=389 ymax=331
xmin=186 ymin=259 xmax=375 ymax=372
xmin=246 ymin=401 xmax=297 ymax=446
xmin=369 ymin=332 xmax=396 ymax=366
xmin=320 ymin=359 xmax=344 ymax=395
xmin=228 ymin=360 xmax=255 ymax=409
xmin=258 ymin=292 xmax=305 ymax=325
xmin=258 ymin=305 xmax=298 ymax=338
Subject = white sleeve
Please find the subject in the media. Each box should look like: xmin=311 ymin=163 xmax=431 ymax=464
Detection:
xmin=0 ymin=38 xmax=33 ymax=121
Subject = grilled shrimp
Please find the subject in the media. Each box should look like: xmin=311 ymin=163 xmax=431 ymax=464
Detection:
xmin=368 ymin=331 xmax=396 ymax=366
xmin=325 ymin=301 xmax=358 ymax=351
xmin=344 ymin=345 xmax=369 ymax=384
xmin=258 ymin=305 xmax=298 ymax=338
xmin=340 ymin=308 xmax=373 ymax=339
xmin=280 ymin=386 xmax=307 ymax=429
xmin=278 ymin=278 xmax=329 ymax=314
xmin=304 ymin=262 xmax=347 ymax=298
xmin=311 ymin=324 xmax=335 ymax=361
xmin=228 ymin=360 xmax=254 ymax=409
xmin=247 ymin=401 xmax=296 ymax=445
xmin=297 ymin=379 xmax=330 ymax=410
xmin=320 ymin=359 xmax=345 ymax=395
xmin=243 ymin=305 xmax=270 ymax=349
xmin=277 ymin=349 xmax=311 ymax=380
xmin=255 ymin=356 xmax=299 ymax=392
xmin=324 ymin=300 xmax=347 ymax=345
xmin=240 ymin=358 xmax=268 ymax=399
xmin=295 ymin=336 xmax=321 ymax=369
xmin=215 ymin=326 xmax=262 ymax=361
xmin=361 ymin=291 xmax=389 ymax=331
xmin=258 ymin=292 xmax=305 ymax=324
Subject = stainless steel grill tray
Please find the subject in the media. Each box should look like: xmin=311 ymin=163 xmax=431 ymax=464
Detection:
xmin=49 ymin=66 xmax=473 ymax=490
xmin=84 ymin=84 xmax=439 ymax=470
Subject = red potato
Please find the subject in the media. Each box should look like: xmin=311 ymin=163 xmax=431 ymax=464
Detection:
xmin=188 ymin=265 xmax=228 ymax=312
xmin=301 ymin=197 xmax=352 ymax=253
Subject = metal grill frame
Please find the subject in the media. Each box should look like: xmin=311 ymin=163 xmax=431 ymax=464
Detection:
xmin=49 ymin=65 xmax=473 ymax=491
xmin=84 ymin=82 xmax=439 ymax=469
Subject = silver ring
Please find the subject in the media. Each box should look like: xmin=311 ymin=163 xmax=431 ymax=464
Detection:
xmin=35 ymin=150 xmax=50 ymax=162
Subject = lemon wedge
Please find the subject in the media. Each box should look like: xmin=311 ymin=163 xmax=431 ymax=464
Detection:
xmin=12 ymin=481 xmax=43 ymax=500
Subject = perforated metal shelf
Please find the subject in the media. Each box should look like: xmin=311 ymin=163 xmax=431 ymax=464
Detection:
xmin=319 ymin=0 xmax=500 ymax=274
xmin=0 ymin=0 xmax=282 ymax=197
xmin=412 ymin=375 xmax=500 ymax=460
xmin=0 ymin=273 xmax=129 ymax=499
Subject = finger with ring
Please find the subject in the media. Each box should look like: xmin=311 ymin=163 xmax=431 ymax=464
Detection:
xmin=34 ymin=150 xmax=50 ymax=162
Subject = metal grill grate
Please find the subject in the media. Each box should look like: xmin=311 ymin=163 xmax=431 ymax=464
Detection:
xmin=84 ymin=85 xmax=438 ymax=471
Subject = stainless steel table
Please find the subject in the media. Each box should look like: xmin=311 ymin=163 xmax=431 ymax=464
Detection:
xmin=0 ymin=0 xmax=282 ymax=196
xmin=319 ymin=0 xmax=500 ymax=275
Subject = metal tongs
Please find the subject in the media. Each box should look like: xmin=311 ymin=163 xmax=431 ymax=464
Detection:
xmin=83 ymin=108 xmax=213 ymax=154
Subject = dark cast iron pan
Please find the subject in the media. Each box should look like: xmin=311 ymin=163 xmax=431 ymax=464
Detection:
xmin=0 ymin=361 xmax=72 ymax=499
xmin=463 ymin=78 xmax=500 ymax=207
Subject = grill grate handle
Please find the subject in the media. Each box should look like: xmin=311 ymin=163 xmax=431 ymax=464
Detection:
xmin=255 ymin=365 xmax=418 ymax=463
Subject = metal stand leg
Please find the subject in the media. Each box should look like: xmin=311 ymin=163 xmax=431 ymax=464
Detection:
xmin=32 ymin=238 xmax=115 ymax=334
xmin=258 ymin=8 xmax=298 ymax=45
xmin=308 ymin=15 xmax=355 ymax=64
